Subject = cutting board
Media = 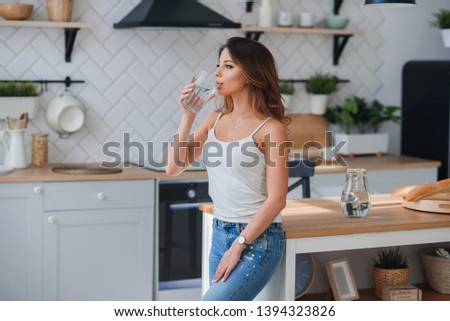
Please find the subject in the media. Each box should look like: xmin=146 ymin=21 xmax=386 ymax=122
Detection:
xmin=402 ymin=199 xmax=450 ymax=214
xmin=287 ymin=114 xmax=328 ymax=149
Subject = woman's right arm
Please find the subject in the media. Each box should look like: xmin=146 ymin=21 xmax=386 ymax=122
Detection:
xmin=165 ymin=78 xmax=215 ymax=176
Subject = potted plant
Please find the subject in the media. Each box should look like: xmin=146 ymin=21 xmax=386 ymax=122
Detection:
xmin=430 ymin=9 xmax=450 ymax=48
xmin=324 ymin=96 xmax=401 ymax=156
xmin=306 ymin=73 xmax=337 ymax=115
xmin=372 ymin=247 xmax=409 ymax=299
xmin=279 ymin=81 xmax=295 ymax=113
xmin=0 ymin=81 xmax=40 ymax=119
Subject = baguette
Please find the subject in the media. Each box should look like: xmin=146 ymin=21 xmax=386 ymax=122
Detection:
xmin=391 ymin=185 xmax=417 ymax=198
xmin=404 ymin=178 xmax=450 ymax=201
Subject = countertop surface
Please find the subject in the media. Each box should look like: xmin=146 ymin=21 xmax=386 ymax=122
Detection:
xmin=0 ymin=155 xmax=440 ymax=183
xmin=0 ymin=163 xmax=208 ymax=183
xmin=200 ymin=194 xmax=450 ymax=240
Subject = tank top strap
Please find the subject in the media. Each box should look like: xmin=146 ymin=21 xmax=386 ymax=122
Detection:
xmin=251 ymin=117 xmax=272 ymax=136
xmin=211 ymin=113 xmax=223 ymax=129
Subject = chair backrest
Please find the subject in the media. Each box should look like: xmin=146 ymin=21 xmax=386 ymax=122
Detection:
xmin=287 ymin=159 xmax=315 ymax=198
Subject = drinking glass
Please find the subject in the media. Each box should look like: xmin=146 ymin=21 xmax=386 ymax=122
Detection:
xmin=182 ymin=71 xmax=216 ymax=113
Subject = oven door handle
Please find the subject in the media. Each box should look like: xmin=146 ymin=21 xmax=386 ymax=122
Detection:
xmin=169 ymin=203 xmax=201 ymax=211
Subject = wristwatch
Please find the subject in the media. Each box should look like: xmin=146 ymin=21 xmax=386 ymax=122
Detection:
xmin=237 ymin=235 xmax=251 ymax=246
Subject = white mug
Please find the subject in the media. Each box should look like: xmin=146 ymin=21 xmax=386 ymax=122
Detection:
xmin=299 ymin=12 xmax=314 ymax=27
xmin=278 ymin=11 xmax=293 ymax=27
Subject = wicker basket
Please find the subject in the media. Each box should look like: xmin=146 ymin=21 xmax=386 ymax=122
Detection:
xmin=420 ymin=247 xmax=450 ymax=294
xmin=372 ymin=266 xmax=409 ymax=299
xmin=46 ymin=0 xmax=73 ymax=22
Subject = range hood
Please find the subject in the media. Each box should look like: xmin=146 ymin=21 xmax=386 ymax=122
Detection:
xmin=113 ymin=0 xmax=241 ymax=29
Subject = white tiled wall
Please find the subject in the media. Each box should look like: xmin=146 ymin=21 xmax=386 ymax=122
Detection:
xmin=0 ymin=0 xmax=449 ymax=164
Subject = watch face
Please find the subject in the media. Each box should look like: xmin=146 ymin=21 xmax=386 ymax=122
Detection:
xmin=237 ymin=235 xmax=245 ymax=244
xmin=295 ymin=253 xmax=315 ymax=299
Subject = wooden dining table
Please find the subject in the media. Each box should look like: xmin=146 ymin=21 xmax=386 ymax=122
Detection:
xmin=200 ymin=194 xmax=450 ymax=300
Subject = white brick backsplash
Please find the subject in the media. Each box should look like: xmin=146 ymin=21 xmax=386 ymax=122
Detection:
xmin=80 ymin=85 xmax=111 ymax=118
xmin=80 ymin=60 xmax=112 ymax=93
xmin=6 ymin=46 xmax=40 ymax=77
xmin=104 ymin=96 xmax=135 ymax=129
xmin=127 ymin=85 xmax=154 ymax=117
xmin=1 ymin=0 xmax=447 ymax=163
xmin=80 ymin=34 xmax=113 ymax=68
xmin=104 ymin=47 xmax=135 ymax=80
xmin=84 ymin=109 xmax=112 ymax=142
xmin=150 ymin=50 xmax=181 ymax=80
xmin=127 ymin=36 xmax=158 ymax=69
xmin=6 ymin=27 xmax=40 ymax=53
xmin=126 ymin=109 xmax=156 ymax=139
xmin=104 ymin=73 xmax=135 ymax=105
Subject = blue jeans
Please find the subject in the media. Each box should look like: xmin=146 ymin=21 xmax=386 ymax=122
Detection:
xmin=201 ymin=218 xmax=285 ymax=301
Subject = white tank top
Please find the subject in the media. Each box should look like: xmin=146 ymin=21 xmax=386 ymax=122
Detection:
xmin=202 ymin=113 xmax=282 ymax=223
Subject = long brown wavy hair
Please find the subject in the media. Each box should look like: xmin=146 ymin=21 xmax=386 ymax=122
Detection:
xmin=218 ymin=37 xmax=290 ymax=127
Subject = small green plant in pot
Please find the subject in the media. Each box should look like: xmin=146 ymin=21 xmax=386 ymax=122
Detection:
xmin=306 ymin=73 xmax=337 ymax=115
xmin=430 ymin=9 xmax=450 ymax=47
xmin=324 ymin=96 xmax=401 ymax=156
xmin=0 ymin=81 xmax=39 ymax=97
xmin=279 ymin=80 xmax=296 ymax=113
xmin=0 ymin=81 xmax=40 ymax=119
xmin=325 ymin=96 xmax=401 ymax=135
xmin=372 ymin=247 xmax=409 ymax=299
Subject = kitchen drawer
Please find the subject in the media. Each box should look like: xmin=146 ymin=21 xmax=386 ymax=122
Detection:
xmin=44 ymin=180 xmax=154 ymax=211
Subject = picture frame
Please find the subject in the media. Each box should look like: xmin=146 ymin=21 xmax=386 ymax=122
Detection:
xmin=325 ymin=258 xmax=359 ymax=301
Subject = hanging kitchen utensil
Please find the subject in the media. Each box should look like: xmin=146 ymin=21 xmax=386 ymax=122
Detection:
xmin=46 ymin=88 xmax=85 ymax=138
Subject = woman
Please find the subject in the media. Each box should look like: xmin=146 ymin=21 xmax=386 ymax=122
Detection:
xmin=166 ymin=37 xmax=289 ymax=300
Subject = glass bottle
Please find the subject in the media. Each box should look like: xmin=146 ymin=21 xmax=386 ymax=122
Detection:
xmin=31 ymin=133 xmax=49 ymax=167
xmin=341 ymin=168 xmax=371 ymax=218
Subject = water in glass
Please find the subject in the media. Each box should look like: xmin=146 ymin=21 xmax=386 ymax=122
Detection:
xmin=341 ymin=168 xmax=371 ymax=217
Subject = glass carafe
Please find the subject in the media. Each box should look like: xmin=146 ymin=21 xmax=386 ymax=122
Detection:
xmin=341 ymin=168 xmax=371 ymax=218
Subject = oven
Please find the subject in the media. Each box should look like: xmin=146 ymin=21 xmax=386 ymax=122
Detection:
xmin=156 ymin=179 xmax=211 ymax=300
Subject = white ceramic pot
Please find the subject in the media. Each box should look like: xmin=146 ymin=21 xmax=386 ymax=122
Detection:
xmin=441 ymin=29 xmax=450 ymax=48
xmin=46 ymin=92 xmax=85 ymax=137
xmin=334 ymin=133 xmax=389 ymax=155
xmin=310 ymin=94 xmax=329 ymax=115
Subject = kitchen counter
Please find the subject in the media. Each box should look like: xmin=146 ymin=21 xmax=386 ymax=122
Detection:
xmin=311 ymin=155 xmax=440 ymax=173
xmin=0 ymin=163 xmax=208 ymax=182
xmin=200 ymin=195 xmax=450 ymax=300
xmin=0 ymin=155 xmax=439 ymax=183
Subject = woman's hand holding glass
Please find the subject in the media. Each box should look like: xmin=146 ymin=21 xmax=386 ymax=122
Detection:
xmin=179 ymin=71 xmax=216 ymax=114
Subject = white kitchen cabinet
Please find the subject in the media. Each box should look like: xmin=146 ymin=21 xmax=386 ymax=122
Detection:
xmin=0 ymin=183 xmax=43 ymax=300
xmin=0 ymin=179 xmax=155 ymax=301
xmin=42 ymin=180 xmax=155 ymax=300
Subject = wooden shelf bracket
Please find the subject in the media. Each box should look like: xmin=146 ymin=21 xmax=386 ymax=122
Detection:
xmin=333 ymin=35 xmax=352 ymax=66
xmin=64 ymin=28 xmax=80 ymax=63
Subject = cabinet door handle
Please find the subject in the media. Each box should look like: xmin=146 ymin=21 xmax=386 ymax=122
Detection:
xmin=33 ymin=186 xmax=42 ymax=194
xmin=97 ymin=192 xmax=105 ymax=200
xmin=48 ymin=216 xmax=56 ymax=224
